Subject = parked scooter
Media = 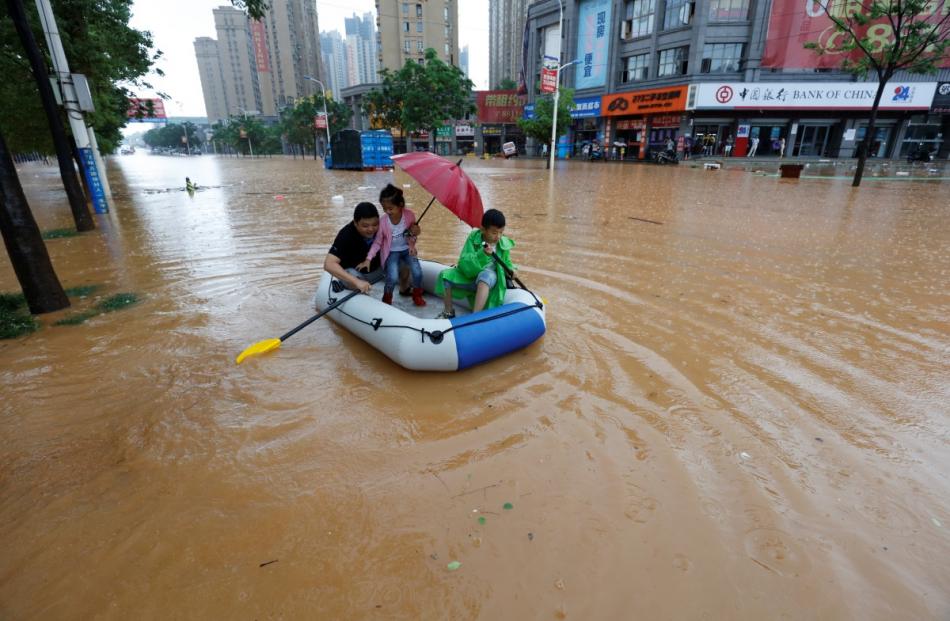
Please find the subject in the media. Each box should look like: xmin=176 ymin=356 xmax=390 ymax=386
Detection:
xmin=653 ymin=149 xmax=679 ymax=165
xmin=907 ymin=144 xmax=934 ymax=163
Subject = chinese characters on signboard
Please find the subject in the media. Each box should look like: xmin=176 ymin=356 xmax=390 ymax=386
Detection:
xmin=601 ymin=86 xmax=687 ymax=116
xmin=762 ymin=0 xmax=950 ymax=69
xmin=126 ymin=98 xmax=166 ymax=121
xmin=251 ymin=20 xmax=270 ymax=72
xmin=540 ymin=55 xmax=558 ymax=94
xmin=690 ymin=82 xmax=937 ymax=110
xmin=476 ymin=90 xmax=528 ymax=123
xmin=574 ymin=0 xmax=612 ymax=89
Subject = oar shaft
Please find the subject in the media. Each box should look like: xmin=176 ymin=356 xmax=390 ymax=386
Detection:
xmin=279 ymin=288 xmax=362 ymax=342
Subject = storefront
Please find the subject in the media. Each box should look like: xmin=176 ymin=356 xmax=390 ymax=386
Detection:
xmin=475 ymin=90 xmax=527 ymax=157
xmin=687 ymin=81 xmax=939 ymax=158
xmin=601 ymin=85 xmax=688 ymax=160
xmin=523 ymin=96 xmax=603 ymax=157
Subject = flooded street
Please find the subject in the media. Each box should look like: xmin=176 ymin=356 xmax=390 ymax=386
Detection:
xmin=1 ymin=153 xmax=948 ymax=619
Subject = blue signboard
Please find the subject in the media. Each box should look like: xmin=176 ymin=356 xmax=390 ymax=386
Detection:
xmin=78 ymin=147 xmax=108 ymax=214
xmin=522 ymin=96 xmax=600 ymax=120
xmin=570 ymin=96 xmax=601 ymax=118
xmin=575 ymin=0 xmax=611 ymax=90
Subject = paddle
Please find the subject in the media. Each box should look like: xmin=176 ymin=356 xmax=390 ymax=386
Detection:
xmin=484 ymin=243 xmax=543 ymax=308
xmin=235 ymin=274 xmax=380 ymax=364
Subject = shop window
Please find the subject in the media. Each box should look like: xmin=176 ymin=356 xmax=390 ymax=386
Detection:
xmin=622 ymin=53 xmax=649 ymax=83
xmin=657 ymin=46 xmax=688 ymax=76
xmin=622 ymin=0 xmax=655 ymax=39
xmin=663 ymin=0 xmax=694 ymax=30
xmin=709 ymin=0 xmax=749 ymax=22
xmin=701 ymin=43 xmax=744 ymax=73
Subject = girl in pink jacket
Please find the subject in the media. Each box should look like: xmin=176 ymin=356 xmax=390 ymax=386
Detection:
xmin=356 ymin=184 xmax=426 ymax=306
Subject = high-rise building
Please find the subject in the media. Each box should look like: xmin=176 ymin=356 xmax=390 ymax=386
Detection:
xmin=489 ymin=0 xmax=535 ymax=89
xmin=321 ymin=30 xmax=349 ymax=100
xmin=375 ymin=0 xmax=459 ymax=72
xmin=256 ymin=0 xmax=325 ymax=112
xmin=344 ymin=12 xmax=380 ymax=85
xmin=194 ymin=36 xmax=230 ymax=123
xmin=208 ymin=6 xmax=261 ymax=121
xmin=194 ymin=2 xmax=324 ymax=123
xmin=460 ymin=44 xmax=469 ymax=79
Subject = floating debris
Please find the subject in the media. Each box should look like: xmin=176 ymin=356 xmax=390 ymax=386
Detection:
xmin=41 ymin=228 xmax=80 ymax=240
xmin=447 ymin=561 xmax=462 ymax=571
xmin=503 ymin=502 xmax=514 ymax=510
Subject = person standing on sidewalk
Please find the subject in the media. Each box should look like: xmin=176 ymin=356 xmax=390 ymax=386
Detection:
xmin=747 ymin=136 xmax=760 ymax=157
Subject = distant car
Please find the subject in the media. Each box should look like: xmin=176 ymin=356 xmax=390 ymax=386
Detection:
xmin=120 ymin=146 xmax=135 ymax=155
xmin=502 ymin=141 xmax=517 ymax=157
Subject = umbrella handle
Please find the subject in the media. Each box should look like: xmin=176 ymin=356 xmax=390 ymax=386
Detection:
xmin=415 ymin=195 xmax=437 ymax=225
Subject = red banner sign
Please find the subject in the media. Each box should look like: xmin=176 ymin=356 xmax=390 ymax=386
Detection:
xmin=314 ymin=114 xmax=327 ymax=129
xmin=476 ymin=90 xmax=527 ymax=123
xmin=126 ymin=97 xmax=166 ymax=119
xmin=763 ymin=0 xmax=950 ymax=69
xmin=540 ymin=67 xmax=558 ymax=94
xmin=251 ymin=19 xmax=270 ymax=72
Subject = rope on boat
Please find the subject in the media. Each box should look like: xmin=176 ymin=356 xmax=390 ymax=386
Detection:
xmin=327 ymin=278 xmax=544 ymax=346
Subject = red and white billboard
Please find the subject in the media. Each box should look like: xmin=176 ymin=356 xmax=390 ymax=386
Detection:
xmin=314 ymin=114 xmax=327 ymax=129
xmin=251 ymin=19 xmax=270 ymax=73
xmin=540 ymin=55 xmax=558 ymax=94
xmin=476 ymin=90 xmax=527 ymax=123
xmin=762 ymin=0 xmax=950 ymax=69
xmin=126 ymin=97 xmax=166 ymax=121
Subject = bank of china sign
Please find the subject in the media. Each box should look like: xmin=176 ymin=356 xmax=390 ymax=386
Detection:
xmin=689 ymin=82 xmax=937 ymax=110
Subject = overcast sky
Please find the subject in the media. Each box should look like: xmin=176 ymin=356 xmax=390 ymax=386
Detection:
xmin=127 ymin=0 xmax=489 ymax=118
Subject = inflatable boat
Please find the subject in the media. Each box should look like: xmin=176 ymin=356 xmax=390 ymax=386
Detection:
xmin=312 ymin=259 xmax=545 ymax=371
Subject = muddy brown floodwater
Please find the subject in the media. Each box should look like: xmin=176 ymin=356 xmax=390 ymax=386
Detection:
xmin=1 ymin=153 xmax=948 ymax=619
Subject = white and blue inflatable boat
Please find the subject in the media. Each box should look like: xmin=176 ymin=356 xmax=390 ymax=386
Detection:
xmin=313 ymin=259 xmax=546 ymax=371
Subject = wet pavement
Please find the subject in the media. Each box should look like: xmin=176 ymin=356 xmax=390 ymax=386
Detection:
xmin=1 ymin=153 xmax=948 ymax=619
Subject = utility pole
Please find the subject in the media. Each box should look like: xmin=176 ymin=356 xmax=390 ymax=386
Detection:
xmin=33 ymin=0 xmax=111 ymax=214
xmin=6 ymin=0 xmax=94 ymax=230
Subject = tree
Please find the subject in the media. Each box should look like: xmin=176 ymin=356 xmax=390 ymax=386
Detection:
xmin=806 ymin=1 xmax=950 ymax=186
xmin=4 ymin=0 xmax=93 ymax=231
xmin=495 ymin=78 xmax=518 ymax=90
xmin=0 ymin=124 xmax=69 ymax=314
xmin=517 ymin=89 xmax=575 ymax=168
xmin=363 ymin=48 xmax=474 ymax=146
xmin=1 ymin=0 xmax=161 ymax=155
xmin=143 ymin=123 xmax=203 ymax=151
xmin=280 ymin=94 xmax=352 ymax=158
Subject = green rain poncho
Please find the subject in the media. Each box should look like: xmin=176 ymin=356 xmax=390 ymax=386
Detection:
xmin=435 ymin=229 xmax=516 ymax=310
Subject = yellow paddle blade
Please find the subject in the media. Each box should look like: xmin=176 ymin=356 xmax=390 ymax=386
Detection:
xmin=235 ymin=338 xmax=282 ymax=364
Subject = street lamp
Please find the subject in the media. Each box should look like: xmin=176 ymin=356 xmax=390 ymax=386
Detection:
xmin=548 ymin=0 xmax=579 ymax=171
xmin=303 ymin=75 xmax=331 ymax=159
xmin=239 ymin=108 xmax=258 ymax=157
xmin=549 ymin=58 xmax=580 ymax=170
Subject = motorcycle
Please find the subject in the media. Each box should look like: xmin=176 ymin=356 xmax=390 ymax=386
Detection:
xmin=653 ymin=149 xmax=679 ymax=165
xmin=907 ymin=145 xmax=933 ymax=163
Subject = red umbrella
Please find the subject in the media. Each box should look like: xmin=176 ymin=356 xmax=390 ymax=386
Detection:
xmin=391 ymin=152 xmax=484 ymax=228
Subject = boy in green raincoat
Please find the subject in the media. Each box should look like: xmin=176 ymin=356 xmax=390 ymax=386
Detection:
xmin=435 ymin=209 xmax=515 ymax=318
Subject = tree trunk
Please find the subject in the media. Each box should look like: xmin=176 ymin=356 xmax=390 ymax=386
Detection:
xmin=0 ymin=125 xmax=69 ymax=314
xmin=853 ymin=80 xmax=888 ymax=187
xmin=6 ymin=0 xmax=94 ymax=232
